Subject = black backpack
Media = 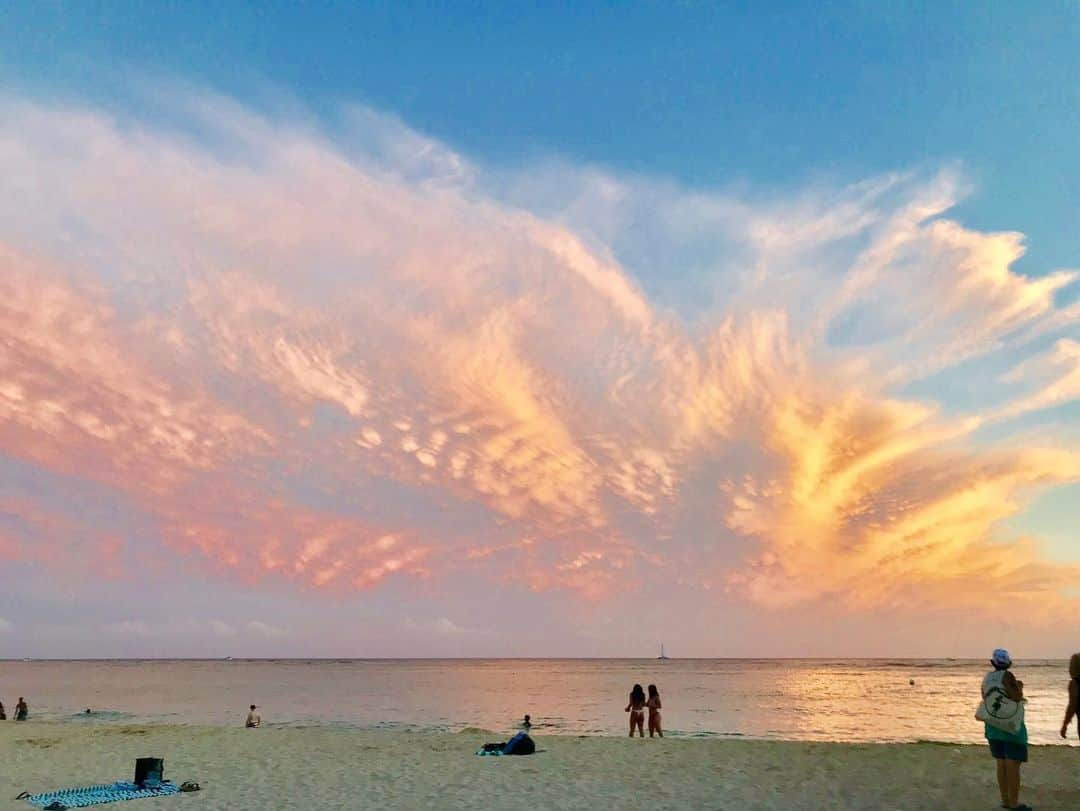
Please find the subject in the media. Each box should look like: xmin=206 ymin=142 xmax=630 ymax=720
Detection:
xmin=134 ymin=758 xmax=165 ymax=787
xmin=503 ymin=732 xmax=535 ymax=755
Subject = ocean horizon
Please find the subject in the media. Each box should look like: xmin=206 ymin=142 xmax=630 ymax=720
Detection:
xmin=3 ymin=657 xmax=1075 ymax=746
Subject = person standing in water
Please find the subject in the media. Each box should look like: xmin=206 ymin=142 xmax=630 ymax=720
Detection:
xmin=982 ymin=649 xmax=1029 ymax=811
xmin=646 ymin=684 xmax=663 ymax=738
xmin=0 ymin=700 xmax=5 ymax=720
xmin=1061 ymin=652 xmax=1080 ymax=740
xmin=245 ymin=704 xmax=261 ymax=728
xmin=625 ymin=684 xmax=646 ymax=737
xmin=14 ymin=697 xmax=28 ymax=721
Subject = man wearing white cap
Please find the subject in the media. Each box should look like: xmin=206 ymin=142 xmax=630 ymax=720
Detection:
xmin=980 ymin=648 xmax=1029 ymax=811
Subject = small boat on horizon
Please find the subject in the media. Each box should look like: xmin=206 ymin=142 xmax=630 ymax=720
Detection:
xmin=658 ymin=643 xmax=670 ymax=661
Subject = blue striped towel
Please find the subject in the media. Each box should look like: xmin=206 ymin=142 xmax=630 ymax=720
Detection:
xmin=24 ymin=781 xmax=180 ymax=808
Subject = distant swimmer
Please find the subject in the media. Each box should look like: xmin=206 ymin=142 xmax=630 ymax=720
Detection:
xmin=14 ymin=697 xmax=28 ymax=721
xmin=245 ymin=704 xmax=261 ymax=728
xmin=521 ymin=714 xmax=532 ymax=731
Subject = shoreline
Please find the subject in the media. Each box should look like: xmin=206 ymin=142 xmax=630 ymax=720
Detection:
xmin=9 ymin=716 xmax=1080 ymax=748
xmin=4 ymin=723 xmax=1080 ymax=810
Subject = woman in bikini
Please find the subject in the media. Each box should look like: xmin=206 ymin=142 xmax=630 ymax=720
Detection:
xmin=646 ymin=684 xmax=663 ymax=738
xmin=625 ymin=683 xmax=646 ymax=737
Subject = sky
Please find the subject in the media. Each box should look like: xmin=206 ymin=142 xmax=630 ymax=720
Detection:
xmin=0 ymin=2 xmax=1078 ymax=658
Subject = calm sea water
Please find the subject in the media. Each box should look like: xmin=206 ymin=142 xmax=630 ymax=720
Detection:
xmin=0 ymin=659 xmax=1076 ymax=746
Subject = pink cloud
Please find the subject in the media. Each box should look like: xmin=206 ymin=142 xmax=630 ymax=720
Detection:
xmin=0 ymin=92 xmax=1077 ymax=624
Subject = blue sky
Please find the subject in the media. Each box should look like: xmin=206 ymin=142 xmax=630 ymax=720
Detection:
xmin=3 ymin=2 xmax=1077 ymax=273
xmin=0 ymin=2 xmax=1078 ymax=657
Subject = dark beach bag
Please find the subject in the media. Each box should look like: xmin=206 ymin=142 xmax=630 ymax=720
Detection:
xmin=134 ymin=758 xmax=165 ymax=787
xmin=503 ymin=731 xmax=535 ymax=755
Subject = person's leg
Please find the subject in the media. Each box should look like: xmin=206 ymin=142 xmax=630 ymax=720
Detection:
xmin=1004 ymin=759 xmax=1021 ymax=808
xmin=995 ymin=759 xmax=1007 ymax=807
xmin=629 ymin=713 xmax=635 ymax=737
xmin=1014 ymin=761 xmax=1023 ymax=808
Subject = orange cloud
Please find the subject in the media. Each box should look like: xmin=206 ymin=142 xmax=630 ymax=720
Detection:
xmin=0 ymin=92 xmax=1076 ymax=621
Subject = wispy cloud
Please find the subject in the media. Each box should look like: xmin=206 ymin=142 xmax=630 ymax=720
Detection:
xmin=0 ymin=90 xmax=1076 ymax=626
xmin=99 ymin=617 xmax=286 ymax=639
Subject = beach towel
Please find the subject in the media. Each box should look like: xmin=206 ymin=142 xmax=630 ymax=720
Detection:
xmin=20 ymin=781 xmax=180 ymax=808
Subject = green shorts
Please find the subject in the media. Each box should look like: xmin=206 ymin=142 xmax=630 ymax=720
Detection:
xmin=988 ymin=738 xmax=1028 ymax=762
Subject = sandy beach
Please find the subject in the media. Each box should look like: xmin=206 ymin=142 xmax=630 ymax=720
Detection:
xmin=2 ymin=723 xmax=1078 ymax=810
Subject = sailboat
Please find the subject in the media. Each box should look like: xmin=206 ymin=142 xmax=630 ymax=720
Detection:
xmin=657 ymin=643 xmax=670 ymax=660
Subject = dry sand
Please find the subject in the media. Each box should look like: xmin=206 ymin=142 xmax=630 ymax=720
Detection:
xmin=3 ymin=723 xmax=1079 ymax=810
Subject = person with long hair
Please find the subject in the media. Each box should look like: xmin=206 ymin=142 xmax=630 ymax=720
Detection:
xmin=646 ymin=684 xmax=663 ymax=738
xmin=625 ymin=683 xmax=646 ymax=737
xmin=1061 ymin=653 xmax=1080 ymax=740
xmin=982 ymin=649 xmax=1029 ymax=811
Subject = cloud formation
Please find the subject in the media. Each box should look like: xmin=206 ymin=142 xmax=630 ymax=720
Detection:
xmin=0 ymin=91 xmax=1077 ymax=630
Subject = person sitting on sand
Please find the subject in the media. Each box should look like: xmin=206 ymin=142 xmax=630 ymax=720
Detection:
xmin=646 ymin=684 xmax=663 ymax=738
xmin=625 ymin=683 xmax=646 ymax=737
xmin=245 ymin=704 xmax=261 ymax=728
xmin=1061 ymin=652 xmax=1080 ymax=740
xmin=982 ymin=649 xmax=1029 ymax=811
xmin=14 ymin=697 xmax=28 ymax=721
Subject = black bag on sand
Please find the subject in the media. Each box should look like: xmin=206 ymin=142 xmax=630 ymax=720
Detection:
xmin=134 ymin=758 xmax=165 ymax=787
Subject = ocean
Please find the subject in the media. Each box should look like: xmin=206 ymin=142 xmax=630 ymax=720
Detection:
xmin=1 ymin=658 xmax=1076 ymax=745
